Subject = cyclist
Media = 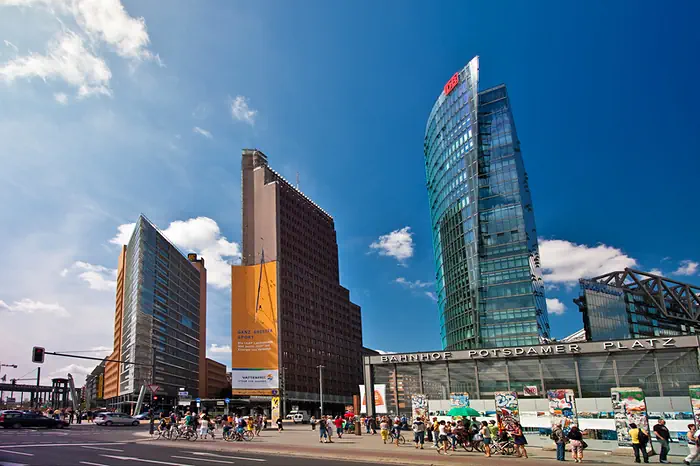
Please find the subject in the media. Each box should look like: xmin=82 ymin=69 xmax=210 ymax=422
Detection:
xmin=437 ymin=420 xmax=449 ymax=454
xmin=221 ymin=415 xmax=232 ymax=439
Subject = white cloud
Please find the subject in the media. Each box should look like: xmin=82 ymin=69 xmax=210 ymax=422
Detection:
xmin=230 ymin=95 xmax=257 ymax=126
xmin=425 ymin=291 xmax=437 ymax=302
xmin=0 ymin=298 xmax=69 ymax=317
xmin=546 ymin=298 xmax=566 ymax=316
xmin=71 ymin=261 xmax=117 ymax=291
xmin=193 ymin=126 xmax=212 ymax=139
xmin=208 ymin=343 xmax=231 ymax=354
xmin=394 ymin=277 xmax=432 ymax=289
xmin=673 ymin=260 xmax=698 ymax=276
xmin=539 ymin=238 xmax=637 ymax=284
xmin=54 ymin=92 xmax=68 ymax=104
xmin=0 ymin=30 xmax=112 ymax=97
xmin=110 ymin=217 xmax=241 ymax=289
xmin=369 ymin=226 xmax=414 ymax=265
xmin=375 ymin=350 xmax=396 ymax=355
xmin=60 ymin=268 xmax=69 ymax=277
xmin=0 ymin=0 xmax=159 ymax=97
xmin=53 ymin=363 xmax=92 ymax=377
xmin=648 ymin=268 xmax=663 ymax=276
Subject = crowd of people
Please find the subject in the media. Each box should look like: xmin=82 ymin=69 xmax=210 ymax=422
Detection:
xmin=154 ymin=410 xmax=268 ymax=440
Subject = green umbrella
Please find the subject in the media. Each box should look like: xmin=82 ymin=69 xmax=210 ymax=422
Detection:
xmin=447 ymin=406 xmax=481 ymax=417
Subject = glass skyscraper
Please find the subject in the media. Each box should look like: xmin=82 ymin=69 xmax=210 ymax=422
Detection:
xmin=105 ymin=215 xmax=207 ymax=409
xmin=424 ymin=56 xmax=550 ymax=350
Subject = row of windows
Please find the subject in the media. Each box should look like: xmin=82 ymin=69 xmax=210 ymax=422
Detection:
xmin=481 ymin=307 xmax=537 ymax=323
xmin=482 ymin=255 xmax=530 ymax=273
xmin=482 ymin=280 xmax=532 ymax=299
xmin=481 ymin=321 xmax=538 ymax=337
xmin=481 ymin=267 xmax=531 ymax=285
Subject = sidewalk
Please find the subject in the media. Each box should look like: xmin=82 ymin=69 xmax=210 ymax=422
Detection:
xmin=133 ymin=424 xmax=682 ymax=465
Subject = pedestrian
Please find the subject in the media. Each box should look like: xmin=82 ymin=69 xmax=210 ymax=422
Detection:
xmin=334 ymin=416 xmax=344 ymax=439
xmin=488 ymin=419 xmax=498 ymax=443
xmin=438 ymin=420 xmax=449 ymax=454
xmin=481 ymin=421 xmax=492 ymax=457
xmin=276 ymin=417 xmax=283 ymax=432
xmin=552 ymin=424 xmax=567 ymax=461
xmin=432 ymin=417 xmax=440 ymax=448
xmin=392 ymin=418 xmax=402 ymax=447
xmin=199 ymin=411 xmax=209 ymax=439
xmin=370 ymin=416 xmax=377 ymax=435
xmin=654 ymin=419 xmax=671 ymax=464
xmin=629 ymin=423 xmax=650 ymax=464
xmin=513 ymin=422 xmax=529 ymax=458
xmin=380 ymin=417 xmax=390 ymax=444
xmin=319 ymin=416 xmax=329 ymax=443
xmin=326 ymin=416 xmax=334 ymax=442
xmin=69 ymin=411 xmax=74 ymax=424
xmin=426 ymin=416 xmax=434 ymax=443
xmin=684 ymin=424 xmax=699 ymax=465
xmin=412 ymin=416 xmax=426 ymax=449
xmin=311 ymin=416 xmax=317 ymax=430
xmin=568 ymin=424 xmax=583 ymax=463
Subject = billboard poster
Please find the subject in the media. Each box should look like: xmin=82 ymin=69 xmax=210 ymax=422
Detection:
xmin=271 ymin=396 xmax=280 ymax=422
xmin=523 ymin=385 xmax=538 ymax=397
xmin=690 ymin=385 xmax=700 ymax=428
xmin=231 ymin=261 xmax=279 ymax=391
xmin=495 ymin=391 xmax=520 ymax=433
xmin=611 ymin=387 xmax=649 ymax=447
xmin=360 ymin=384 xmax=387 ymax=414
xmin=547 ymin=389 xmax=578 ymax=433
xmin=450 ymin=392 xmax=470 ymax=407
xmin=411 ymin=394 xmax=428 ymax=420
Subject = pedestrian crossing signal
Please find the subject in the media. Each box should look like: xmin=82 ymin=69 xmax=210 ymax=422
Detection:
xmin=32 ymin=346 xmax=45 ymax=364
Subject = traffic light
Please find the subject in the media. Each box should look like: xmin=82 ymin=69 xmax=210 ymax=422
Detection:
xmin=153 ymin=396 xmax=158 ymax=400
xmin=32 ymin=346 xmax=45 ymax=364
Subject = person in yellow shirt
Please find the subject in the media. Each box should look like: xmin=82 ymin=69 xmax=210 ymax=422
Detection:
xmin=629 ymin=423 xmax=650 ymax=464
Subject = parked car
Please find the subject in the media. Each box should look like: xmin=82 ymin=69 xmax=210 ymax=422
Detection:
xmin=94 ymin=412 xmax=140 ymax=426
xmin=0 ymin=410 xmax=68 ymax=429
xmin=133 ymin=412 xmax=150 ymax=421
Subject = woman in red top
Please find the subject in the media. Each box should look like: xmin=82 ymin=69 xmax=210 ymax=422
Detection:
xmin=334 ymin=416 xmax=344 ymax=439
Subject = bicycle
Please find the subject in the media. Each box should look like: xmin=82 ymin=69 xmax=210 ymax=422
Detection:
xmin=223 ymin=428 xmax=254 ymax=442
xmin=388 ymin=431 xmax=406 ymax=445
xmin=491 ymin=439 xmax=516 ymax=456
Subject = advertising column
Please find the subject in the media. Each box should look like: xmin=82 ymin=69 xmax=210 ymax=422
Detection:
xmin=547 ymin=389 xmax=578 ymax=433
xmin=230 ymin=262 xmax=279 ymax=395
xmin=360 ymin=384 xmax=387 ymax=414
xmin=411 ymin=394 xmax=428 ymax=420
xmin=611 ymin=387 xmax=650 ymax=448
xmin=495 ymin=391 xmax=520 ymax=433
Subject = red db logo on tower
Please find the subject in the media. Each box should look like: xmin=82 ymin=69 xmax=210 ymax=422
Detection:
xmin=444 ymin=72 xmax=459 ymax=95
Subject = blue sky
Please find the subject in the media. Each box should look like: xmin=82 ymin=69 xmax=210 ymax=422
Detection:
xmin=1 ymin=0 xmax=699 ymax=384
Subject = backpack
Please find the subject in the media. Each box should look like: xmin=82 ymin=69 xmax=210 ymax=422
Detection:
xmin=639 ymin=430 xmax=649 ymax=444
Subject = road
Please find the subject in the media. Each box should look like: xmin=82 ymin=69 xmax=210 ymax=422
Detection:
xmin=0 ymin=424 xmax=369 ymax=466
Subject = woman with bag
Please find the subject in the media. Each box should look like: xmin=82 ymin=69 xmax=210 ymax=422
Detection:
xmin=481 ymin=421 xmax=492 ymax=457
xmin=568 ymin=424 xmax=584 ymax=463
xmin=513 ymin=422 xmax=529 ymax=458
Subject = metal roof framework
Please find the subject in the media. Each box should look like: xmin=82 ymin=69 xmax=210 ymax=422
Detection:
xmin=587 ymin=268 xmax=700 ymax=324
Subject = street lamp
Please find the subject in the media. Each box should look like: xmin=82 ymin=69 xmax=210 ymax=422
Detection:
xmin=317 ymin=365 xmax=324 ymax=418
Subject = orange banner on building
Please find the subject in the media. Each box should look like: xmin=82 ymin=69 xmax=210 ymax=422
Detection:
xmin=230 ymin=261 xmax=279 ymax=390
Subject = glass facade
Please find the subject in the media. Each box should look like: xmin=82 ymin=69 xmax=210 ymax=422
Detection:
xmin=118 ymin=216 xmax=203 ymax=398
xmin=580 ymin=276 xmax=700 ymax=341
xmin=424 ymin=56 xmax=549 ymax=350
xmin=368 ymin=343 xmax=700 ymax=417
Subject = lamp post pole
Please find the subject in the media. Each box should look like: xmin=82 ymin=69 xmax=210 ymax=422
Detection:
xmin=317 ymin=365 xmax=324 ymax=418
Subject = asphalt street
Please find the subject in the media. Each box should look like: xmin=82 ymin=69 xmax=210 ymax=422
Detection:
xmin=0 ymin=424 xmax=371 ymax=466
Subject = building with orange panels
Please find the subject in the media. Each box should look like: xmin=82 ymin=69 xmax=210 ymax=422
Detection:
xmin=104 ymin=245 xmax=126 ymax=400
xmin=104 ymin=215 xmax=207 ymax=411
xmin=231 ymin=149 xmax=363 ymax=415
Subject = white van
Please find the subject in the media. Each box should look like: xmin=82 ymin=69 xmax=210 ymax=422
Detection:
xmin=288 ymin=410 xmax=310 ymax=423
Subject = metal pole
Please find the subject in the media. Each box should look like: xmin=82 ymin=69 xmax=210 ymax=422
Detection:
xmin=35 ymin=367 xmax=41 ymax=409
xmin=317 ymin=365 xmax=324 ymax=417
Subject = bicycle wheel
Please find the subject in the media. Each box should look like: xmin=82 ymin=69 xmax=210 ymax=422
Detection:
xmin=187 ymin=431 xmax=198 ymax=442
xmin=242 ymin=430 xmax=254 ymax=441
xmin=398 ymin=435 xmax=406 ymax=445
xmin=504 ymin=443 xmax=515 ymax=455
xmin=464 ymin=441 xmax=474 ymax=452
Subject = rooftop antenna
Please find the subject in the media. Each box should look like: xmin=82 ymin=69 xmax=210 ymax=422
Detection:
xmin=254 ymin=238 xmax=264 ymax=323
xmin=296 ymin=172 xmax=300 ymax=190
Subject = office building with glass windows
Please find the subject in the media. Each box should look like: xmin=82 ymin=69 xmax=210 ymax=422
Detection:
xmin=575 ymin=268 xmax=700 ymax=341
xmin=424 ymin=56 xmax=549 ymax=350
xmin=104 ymin=215 xmax=207 ymax=411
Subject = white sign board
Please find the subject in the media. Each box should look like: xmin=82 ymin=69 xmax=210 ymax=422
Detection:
xmin=230 ymin=369 xmax=279 ymax=390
